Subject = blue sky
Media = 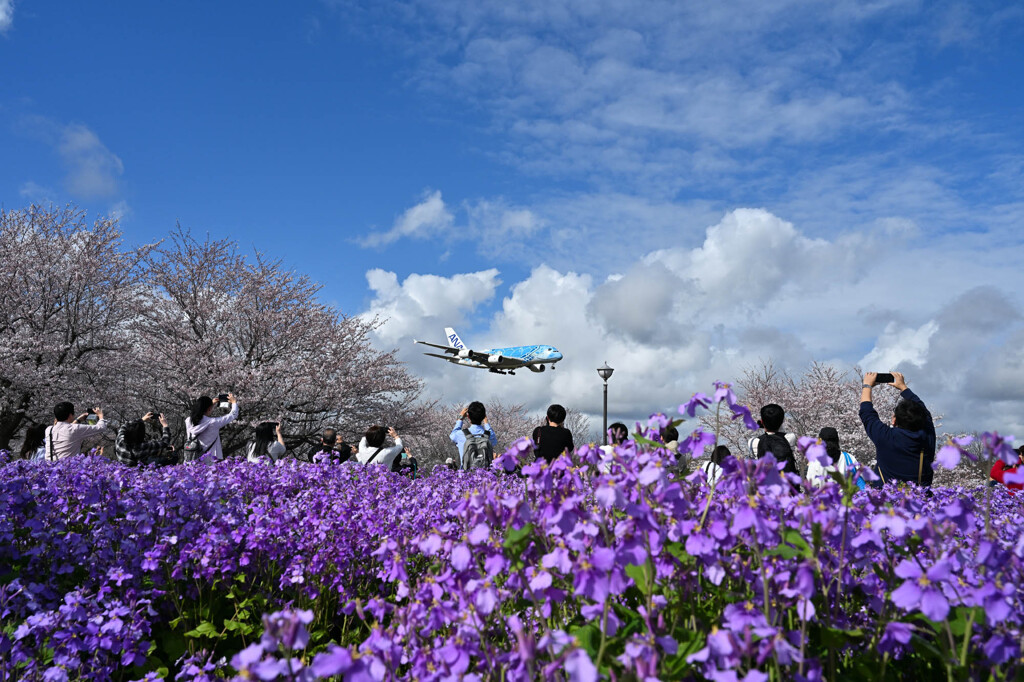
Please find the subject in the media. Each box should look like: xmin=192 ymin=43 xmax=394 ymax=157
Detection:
xmin=3 ymin=0 xmax=1024 ymax=435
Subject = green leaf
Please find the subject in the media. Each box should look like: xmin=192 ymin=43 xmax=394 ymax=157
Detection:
xmin=571 ymin=623 xmax=601 ymax=658
xmin=503 ymin=523 xmax=534 ymax=550
xmin=821 ymin=626 xmax=864 ymax=649
xmin=184 ymin=621 xmax=220 ymax=639
xmin=625 ymin=561 xmax=653 ymax=593
xmin=223 ymin=618 xmax=255 ymax=635
xmin=767 ymin=528 xmax=814 ymax=560
xmin=949 ymin=606 xmax=982 ymax=637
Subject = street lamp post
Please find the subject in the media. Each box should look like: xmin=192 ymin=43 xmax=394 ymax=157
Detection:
xmin=597 ymin=362 xmax=614 ymax=445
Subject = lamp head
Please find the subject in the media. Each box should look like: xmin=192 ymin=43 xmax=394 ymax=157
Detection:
xmin=597 ymin=362 xmax=614 ymax=381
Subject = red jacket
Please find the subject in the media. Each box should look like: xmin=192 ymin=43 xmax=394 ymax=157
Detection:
xmin=990 ymin=461 xmax=1023 ymax=492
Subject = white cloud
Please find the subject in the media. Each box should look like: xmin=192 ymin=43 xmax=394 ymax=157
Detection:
xmin=0 ymin=0 xmax=13 ymax=34
xmin=19 ymin=181 xmax=56 ymax=204
xmin=58 ymin=123 xmax=124 ymax=198
xmin=359 ymin=190 xmax=453 ymax=247
xmin=15 ymin=117 xmax=126 ymax=200
xmin=362 ymin=207 xmax=1024 ymax=436
xmin=109 ymin=200 xmax=132 ymax=221
xmin=858 ymin=321 xmax=939 ymax=371
xmin=362 ymin=267 xmax=501 ymax=346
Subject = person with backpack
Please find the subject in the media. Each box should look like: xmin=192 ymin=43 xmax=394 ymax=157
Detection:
xmin=860 ymin=372 xmax=936 ymax=487
xmin=115 ymin=412 xmax=177 ymax=467
xmin=747 ymin=404 xmax=799 ymax=476
xmin=246 ymin=421 xmax=287 ymax=462
xmin=184 ymin=393 xmax=239 ymax=462
xmin=532 ymin=404 xmax=575 ymax=463
xmin=450 ymin=402 xmax=497 ymax=470
xmin=355 ymin=425 xmax=404 ymax=467
xmin=45 ymin=402 xmax=110 ymax=460
xmin=701 ymin=445 xmax=731 ymax=486
xmin=806 ymin=427 xmax=866 ymax=490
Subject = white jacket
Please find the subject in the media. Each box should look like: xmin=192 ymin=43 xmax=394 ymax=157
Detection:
xmin=355 ymin=436 xmax=403 ymax=468
xmin=185 ymin=403 xmax=239 ymax=460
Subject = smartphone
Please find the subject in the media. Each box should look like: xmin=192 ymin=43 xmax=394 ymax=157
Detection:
xmin=874 ymin=373 xmax=895 ymax=384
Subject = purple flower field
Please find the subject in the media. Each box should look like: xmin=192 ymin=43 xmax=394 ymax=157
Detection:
xmin=1 ymin=387 xmax=1022 ymax=681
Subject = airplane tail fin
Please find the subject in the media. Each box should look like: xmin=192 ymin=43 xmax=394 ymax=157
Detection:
xmin=445 ymin=327 xmax=466 ymax=350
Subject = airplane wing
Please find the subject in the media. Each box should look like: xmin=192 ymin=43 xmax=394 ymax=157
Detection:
xmin=414 ymin=339 xmax=460 ymax=354
xmin=421 ymin=352 xmax=490 ymax=369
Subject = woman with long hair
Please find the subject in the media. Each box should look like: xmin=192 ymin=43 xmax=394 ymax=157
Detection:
xmin=115 ymin=412 xmax=176 ymax=466
xmin=247 ymin=421 xmax=286 ymax=462
xmin=701 ymin=445 xmax=731 ymax=485
xmin=19 ymin=424 xmax=47 ymax=460
xmin=184 ymin=393 xmax=239 ymax=461
xmin=807 ymin=427 xmax=865 ymax=489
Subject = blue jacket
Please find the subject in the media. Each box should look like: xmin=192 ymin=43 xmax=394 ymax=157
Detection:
xmin=860 ymin=388 xmax=936 ymax=486
xmin=450 ymin=420 xmax=497 ymax=467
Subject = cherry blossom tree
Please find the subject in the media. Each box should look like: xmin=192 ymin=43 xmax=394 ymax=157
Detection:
xmin=132 ymin=226 xmax=427 ymax=455
xmin=0 ymin=205 xmax=153 ymax=448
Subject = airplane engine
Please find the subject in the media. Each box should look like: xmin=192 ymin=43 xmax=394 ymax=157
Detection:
xmin=458 ymin=349 xmax=471 ymax=359
xmin=528 ymin=364 xmax=546 ymax=372
xmin=487 ymin=354 xmax=504 ymax=365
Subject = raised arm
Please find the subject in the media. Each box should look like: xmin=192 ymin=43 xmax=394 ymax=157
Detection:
xmin=483 ymin=416 xmax=497 ymax=448
xmin=859 ymin=372 xmax=891 ymax=446
xmin=206 ymin=396 xmax=240 ymax=429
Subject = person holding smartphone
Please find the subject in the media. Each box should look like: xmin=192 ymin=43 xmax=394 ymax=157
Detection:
xmin=115 ymin=412 xmax=176 ymax=466
xmin=247 ymin=421 xmax=286 ymax=462
xmin=185 ymin=393 xmax=239 ymax=461
xmin=45 ymin=402 xmax=110 ymax=460
xmin=860 ymin=372 xmax=936 ymax=487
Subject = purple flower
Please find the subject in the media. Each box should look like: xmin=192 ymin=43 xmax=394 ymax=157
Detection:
xmin=679 ymin=392 xmax=711 ymax=417
xmin=890 ymin=560 xmax=952 ymax=621
xmin=564 ymin=648 xmax=598 ymax=682
xmin=878 ymin=622 xmax=913 ymax=655
xmin=311 ymin=645 xmax=354 ymax=678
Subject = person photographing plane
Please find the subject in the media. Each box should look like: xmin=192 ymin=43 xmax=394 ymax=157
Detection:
xmin=450 ymin=402 xmax=497 ymax=469
xmin=860 ymin=371 xmax=936 ymax=487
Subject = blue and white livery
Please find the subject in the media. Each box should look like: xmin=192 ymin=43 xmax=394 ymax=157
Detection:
xmin=414 ymin=327 xmax=563 ymax=375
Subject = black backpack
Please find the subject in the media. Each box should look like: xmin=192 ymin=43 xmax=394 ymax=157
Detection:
xmin=756 ymin=432 xmax=798 ymax=475
xmin=462 ymin=429 xmax=493 ymax=470
xmin=182 ymin=433 xmax=216 ymax=463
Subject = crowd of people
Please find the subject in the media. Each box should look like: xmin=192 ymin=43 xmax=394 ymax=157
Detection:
xmin=12 ymin=372 xmax=1022 ymax=492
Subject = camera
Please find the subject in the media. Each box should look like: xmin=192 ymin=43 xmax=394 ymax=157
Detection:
xmin=217 ymin=393 xmax=230 ymax=409
xmin=85 ymin=408 xmax=98 ymax=424
xmin=874 ymin=373 xmax=895 ymax=384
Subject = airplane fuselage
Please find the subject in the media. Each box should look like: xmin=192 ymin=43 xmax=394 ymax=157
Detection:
xmin=454 ymin=344 xmax=563 ymax=370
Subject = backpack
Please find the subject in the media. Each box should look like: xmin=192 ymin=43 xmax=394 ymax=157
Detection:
xmin=182 ymin=433 xmax=215 ymax=463
xmin=756 ymin=432 xmax=798 ymax=475
xmin=462 ymin=429 xmax=493 ymax=470
xmin=842 ymin=451 xmax=867 ymax=490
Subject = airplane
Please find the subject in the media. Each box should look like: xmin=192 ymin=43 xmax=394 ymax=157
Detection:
xmin=414 ymin=328 xmax=563 ymax=375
